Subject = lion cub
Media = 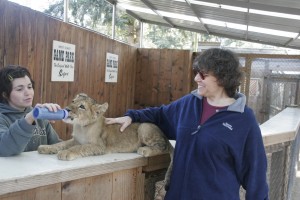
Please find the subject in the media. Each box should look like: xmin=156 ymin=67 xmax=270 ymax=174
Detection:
xmin=38 ymin=93 xmax=173 ymax=188
xmin=38 ymin=92 xmax=173 ymax=164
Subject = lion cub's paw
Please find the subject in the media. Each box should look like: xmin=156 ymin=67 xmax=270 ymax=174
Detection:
xmin=137 ymin=147 xmax=153 ymax=157
xmin=57 ymin=150 xmax=80 ymax=161
xmin=38 ymin=145 xmax=60 ymax=154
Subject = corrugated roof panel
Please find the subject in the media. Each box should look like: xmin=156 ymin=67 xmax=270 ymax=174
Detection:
xmin=248 ymin=32 xmax=292 ymax=44
xmin=208 ymin=25 xmax=247 ymax=37
xmin=250 ymin=0 xmax=300 ymax=9
xmin=248 ymin=15 xmax=300 ymax=33
xmin=107 ymin=0 xmax=300 ymax=50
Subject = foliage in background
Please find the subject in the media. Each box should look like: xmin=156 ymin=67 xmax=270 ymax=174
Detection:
xmin=45 ymin=0 xmax=113 ymax=36
xmin=44 ymin=0 xmax=64 ymax=19
xmin=10 ymin=0 xmax=300 ymax=52
xmin=143 ymin=24 xmax=196 ymax=49
xmin=43 ymin=0 xmax=197 ymax=49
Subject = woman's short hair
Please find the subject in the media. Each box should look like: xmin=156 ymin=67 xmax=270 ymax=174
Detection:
xmin=0 ymin=65 xmax=35 ymax=103
xmin=192 ymin=48 xmax=243 ymax=97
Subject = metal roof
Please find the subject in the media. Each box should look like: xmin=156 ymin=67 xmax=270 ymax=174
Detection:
xmin=106 ymin=0 xmax=300 ymax=50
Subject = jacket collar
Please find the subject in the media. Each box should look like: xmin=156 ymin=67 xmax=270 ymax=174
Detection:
xmin=191 ymin=90 xmax=246 ymax=113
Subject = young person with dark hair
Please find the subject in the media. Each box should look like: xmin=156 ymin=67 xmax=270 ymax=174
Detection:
xmin=0 ymin=65 xmax=61 ymax=156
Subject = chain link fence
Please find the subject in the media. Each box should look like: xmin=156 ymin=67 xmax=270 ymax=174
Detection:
xmin=246 ymin=56 xmax=300 ymax=124
xmin=246 ymin=55 xmax=300 ymax=199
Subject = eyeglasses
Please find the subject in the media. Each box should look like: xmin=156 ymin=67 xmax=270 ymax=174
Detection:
xmin=193 ymin=69 xmax=209 ymax=80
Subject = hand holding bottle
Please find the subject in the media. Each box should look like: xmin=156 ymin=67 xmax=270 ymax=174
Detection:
xmin=25 ymin=103 xmax=65 ymax=124
xmin=33 ymin=107 xmax=68 ymax=120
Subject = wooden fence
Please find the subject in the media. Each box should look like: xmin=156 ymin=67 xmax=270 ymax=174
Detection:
xmin=135 ymin=49 xmax=193 ymax=108
xmin=0 ymin=0 xmax=193 ymax=140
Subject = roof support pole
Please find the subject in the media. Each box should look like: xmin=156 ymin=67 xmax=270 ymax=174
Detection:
xmin=63 ymin=0 xmax=69 ymax=22
xmin=112 ymin=3 xmax=116 ymax=39
xmin=139 ymin=21 xmax=144 ymax=48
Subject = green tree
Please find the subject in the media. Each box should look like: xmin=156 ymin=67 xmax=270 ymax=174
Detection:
xmin=44 ymin=0 xmax=196 ymax=49
xmin=143 ymin=24 xmax=196 ymax=49
xmin=115 ymin=9 xmax=140 ymax=46
xmin=44 ymin=0 xmax=64 ymax=19
xmin=45 ymin=0 xmax=113 ymax=35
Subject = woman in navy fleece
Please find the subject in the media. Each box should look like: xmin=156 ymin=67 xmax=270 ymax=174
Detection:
xmin=106 ymin=48 xmax=269 ymax=200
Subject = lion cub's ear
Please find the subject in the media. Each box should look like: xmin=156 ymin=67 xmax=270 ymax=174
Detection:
xmin=78 ymin=93 xmax=88 ymax=97
xmin=95 ymin=102 xmax=109 ymax=116
xmin=101 ymin=102 xmax=108 ymax=111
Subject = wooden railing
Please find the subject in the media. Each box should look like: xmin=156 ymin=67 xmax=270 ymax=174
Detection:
xmin=261 ymin=107 xmax=300 ymax=200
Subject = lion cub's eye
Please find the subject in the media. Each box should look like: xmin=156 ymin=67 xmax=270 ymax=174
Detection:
xmin=79 ymin=105 xmax=85 ymax=109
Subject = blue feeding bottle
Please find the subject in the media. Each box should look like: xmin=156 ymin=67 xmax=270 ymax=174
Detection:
xmin=33 ymin=107 xmax=68 ymax=120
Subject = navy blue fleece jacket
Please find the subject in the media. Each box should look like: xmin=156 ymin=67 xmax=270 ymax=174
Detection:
xmin=125 ymin=90 xmax=269 ymax=200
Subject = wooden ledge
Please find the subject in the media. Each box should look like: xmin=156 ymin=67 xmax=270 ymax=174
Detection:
xmin=261 ymin=107 xmax=300 ymax=146
xmin=0 ymin=152 xmax=147 ymax=195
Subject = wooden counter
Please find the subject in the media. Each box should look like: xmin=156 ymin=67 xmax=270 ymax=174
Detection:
xmin=0 ymin=152 xmax=167 ymax=200
xmin=261 ymin=107 xmax=300 ymax=146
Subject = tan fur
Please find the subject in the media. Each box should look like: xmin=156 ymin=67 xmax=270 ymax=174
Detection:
xmin=38 ymin=93 xmax=173 ymax=188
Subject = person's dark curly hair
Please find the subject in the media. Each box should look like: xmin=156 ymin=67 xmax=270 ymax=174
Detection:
xmin=0 ymin=65 xmax=35 ymax=104
xmin=192 ymin=48 xmax=243 ymax=98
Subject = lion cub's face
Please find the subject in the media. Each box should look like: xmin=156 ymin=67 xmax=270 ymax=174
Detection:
xmin=63 ymin=93 xmax=108 ymax=126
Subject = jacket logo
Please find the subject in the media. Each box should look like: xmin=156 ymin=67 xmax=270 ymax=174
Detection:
xmin=222 ymin=122 xmax=233 ymax=131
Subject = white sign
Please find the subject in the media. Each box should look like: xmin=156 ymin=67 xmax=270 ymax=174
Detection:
xmin=51 ymin=40 xmax=75 ymax=82
xmin=105 ymin=53 xmax=118 ymax=83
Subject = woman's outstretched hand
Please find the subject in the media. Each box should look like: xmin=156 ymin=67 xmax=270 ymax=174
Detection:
xmin=105 ymin=116 xmax=132 ymax=132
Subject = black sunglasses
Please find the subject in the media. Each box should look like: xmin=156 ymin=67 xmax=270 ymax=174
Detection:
xmin=193 ymin=69 xmax=208 ymax=80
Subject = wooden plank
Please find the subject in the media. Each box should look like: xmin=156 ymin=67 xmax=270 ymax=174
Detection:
xmin=4 ymin=2 xmax=21 ymax=65
xmin=95 ymin=35 xmax=106 ymax=104
xmin=134 ymin=49 xmax=144 ymax=108
xmin=126 ymin=47 xmax=137 ymax=109
xmin=32 ymin=13 xmax=48 ymax=104
xmin=112 ymin=168 xmax=139 ymax=200
xmin=90 ymin=32 xmax=99 ymax=98
xmin=121 ymin=45 xmax=130 ymax=115
xmin=24 ymin=9 xmax=37 ymax=78
xmin=148 ymin=49 xmax=160 ymax=106
xmin=118 ymin=44 xmax=129 ymax=116
xmin=136 ymin=167 xmax=145 ymax=200
xmin=139 ymin=49 xmax=150 ymax=107
xmin=68 ymin=27 xmax=82 ymax=97
xmin=78 ymin=29 xmax=89 ymax=93
xmin=0 ymin=0 xmax=6 ymax=67
xmin=62 ymin=174 xmax=112 ymax=200
xmin=142 ymin=49 xmax=154 ymax=106
xmin=18 ymin=7 xmax=32 ymax=66
xmin=158 ymin=49 xmax=172 ymax=104
xmin=183 ymin=50 xmax=193 ymax=93
xmin=0 ymin=183 xmax=61 ymax=200
xmin=87 ymin=174 xmax=113 ymax=200
xmin=113 ymin=41 xmax=123 ymax=116
xmin=142 ymin=154 xmax=171 ymax=172
xmin=170 ymin=50 xmax=186 ymax=101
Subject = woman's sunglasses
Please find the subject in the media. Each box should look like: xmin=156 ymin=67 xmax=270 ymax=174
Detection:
xmin=193 ymin=69 xmax=209 ymax=80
